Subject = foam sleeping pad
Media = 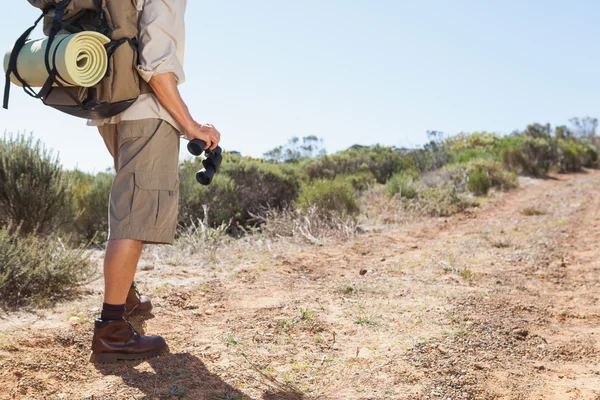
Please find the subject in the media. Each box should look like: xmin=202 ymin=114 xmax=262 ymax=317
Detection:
xmin=3 ymin=31 xmax=110 ymax=88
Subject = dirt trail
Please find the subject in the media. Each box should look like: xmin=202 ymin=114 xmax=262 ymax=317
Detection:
xmin=1 ymin=172 xmax=600 ymax=399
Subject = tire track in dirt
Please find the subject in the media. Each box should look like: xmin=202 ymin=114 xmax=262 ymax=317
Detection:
xmin=400 ymin=172 xmax=600 ymax=399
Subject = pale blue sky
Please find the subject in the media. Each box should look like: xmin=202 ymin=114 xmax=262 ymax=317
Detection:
xmin=1 ymin=0 xmax=599 ymax=172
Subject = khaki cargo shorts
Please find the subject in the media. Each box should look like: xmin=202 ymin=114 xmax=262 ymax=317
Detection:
xmin=98 ymin=119 xmax=180 ymax=244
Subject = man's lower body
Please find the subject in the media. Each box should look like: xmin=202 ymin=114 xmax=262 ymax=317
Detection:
xmin=90 ymin=119 xmax=180 ymax=363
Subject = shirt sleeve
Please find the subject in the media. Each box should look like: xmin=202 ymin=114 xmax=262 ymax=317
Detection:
xmin=136 ymin=0 xmax=186 ymax=84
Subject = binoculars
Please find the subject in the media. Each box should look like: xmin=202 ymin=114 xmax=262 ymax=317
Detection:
xmin=187 ymin=139 xmax=223 ymax=185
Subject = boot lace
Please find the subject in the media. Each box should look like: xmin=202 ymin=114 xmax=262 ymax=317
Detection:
xmin=126 ymin=321 xmax=141 ymax=338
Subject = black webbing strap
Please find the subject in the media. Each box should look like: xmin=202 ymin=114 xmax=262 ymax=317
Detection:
xmin=3 ymin=12 xmax=45 ymax=109
xmin=3 ymin=0 xmax=73 ymax=110
xmin=37 ymin=33 xmax=86 ymax=109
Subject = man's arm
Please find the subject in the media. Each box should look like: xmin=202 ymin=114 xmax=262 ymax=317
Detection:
xmin=148 ymin=72 xmax=221 ymax=151
xmin=138 ymin=0 xmax=220 ymax=150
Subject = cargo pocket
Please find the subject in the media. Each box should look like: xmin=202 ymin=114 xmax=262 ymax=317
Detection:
xmin=97 ymin=41 xmax=141 ymax=103
xmin=130 ymin=171 xmax=179 ymax=228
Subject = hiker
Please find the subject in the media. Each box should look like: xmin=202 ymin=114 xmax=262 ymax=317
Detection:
xmin=3 ymin=0 xmax=220 ymax=363
xmin=88 ymin=0 xmax=221 ymax=363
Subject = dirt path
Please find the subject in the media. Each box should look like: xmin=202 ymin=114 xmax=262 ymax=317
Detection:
xmin=1 ymin=171 xmax=600 ymax=399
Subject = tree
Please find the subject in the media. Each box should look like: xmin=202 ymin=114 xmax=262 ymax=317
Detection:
xmin=264 ymin=136 xmax=325 ymax=163
xmin=554 ymin=125 xmax=573 ymax=139
xmin=569 ymin=116 xmax=598 ymax=138
xmin=524 ymin=123 xmax=552 ymax=138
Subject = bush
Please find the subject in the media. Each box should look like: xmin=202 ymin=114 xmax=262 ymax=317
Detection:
xmin=225 ymin=160 xmax=301 ymax=223
xmin=467 ymin=167 xmax=491 ymax=196
xmin=386 ymin=172 xmax=419 ymax=199
xmin=556 ymin=139 xmax=596 ymax=172
xmin=178 ymin=155 xmax=301 ymax=228
xmin=465 ymin=160 xmax=518 ymax=194
xmin=297 ymin=179 xmax=359 ymax=218
xmin=345 ymin=172 xmax=376 ymax=192
xmin=179 ymin=162 xmax=239 ymax=227
xmin=0 ymin=224 xmax=95 ymax=306
xmin=0 ymin=134 xmax=74 ymax=236
xmin=304 ymin=145 xmax=410 ymax=184
xmin=69 ymin=170 xmax=114 ymax=243
xmin=501 ymin=136 xmax=556 ymax=177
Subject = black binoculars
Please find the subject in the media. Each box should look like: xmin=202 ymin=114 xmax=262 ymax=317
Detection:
xmin=187 ymin=139 xmax=223 ymax=186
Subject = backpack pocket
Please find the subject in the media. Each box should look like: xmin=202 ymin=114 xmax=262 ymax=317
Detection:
xmin=44 ymin=86 xmax=88 ymax=106
xmin=96 ymin=41 xmax=140 ymax=103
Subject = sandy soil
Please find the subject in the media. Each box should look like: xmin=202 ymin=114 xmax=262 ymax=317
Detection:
xmin=1 ymin=171 xmax=600 ymax=399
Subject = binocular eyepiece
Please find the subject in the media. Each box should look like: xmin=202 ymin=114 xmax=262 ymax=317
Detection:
xmin=187 ymin=139 xmax=223 ymax=186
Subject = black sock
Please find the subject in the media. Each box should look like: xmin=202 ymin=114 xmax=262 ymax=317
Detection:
xmin=100 ymin=302 xmax=126 ymax=321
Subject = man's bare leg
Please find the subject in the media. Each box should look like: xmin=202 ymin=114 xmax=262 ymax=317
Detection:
xmin=91 ymin=238 xmax=168 ymax=363
xmin=103 ymin=239 xmax=143 ymax=305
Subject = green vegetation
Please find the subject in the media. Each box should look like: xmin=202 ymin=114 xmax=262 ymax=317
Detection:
xmin=0 ymin=135 xmax=74 ymax=237
xmin=1 ymin=117 xmax=599 ymax=305
xmin=386 ymin=172 xmax=419 ymax=199
xmin=297 ymin=178 xmax=359 ymax=218
xmin=0 ymin=224 xmax=94 ymax=306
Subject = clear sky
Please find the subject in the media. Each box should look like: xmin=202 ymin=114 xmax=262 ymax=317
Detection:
xmin=1 ymin=0 xmax=599 ymax=172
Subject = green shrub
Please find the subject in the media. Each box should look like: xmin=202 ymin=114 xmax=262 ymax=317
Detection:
xmin=557 ymin=139 xmax=588 ymax=172
xmin=453 ymin=148 xmax=496 ymax=164
xmin=467 ymin=167 xmax=491 ymax=196
xmin=386 ymin=172 xmax=419 ymax=199
xmin=445 ymin=131 xmax=501 ymax=151
xmin=225 ymin=160 xmax=301 ymax=223
xmin=501 ymin=136 xmax=556 ymax=177
xmin=581 ymin=142 xmax=598 ymax=168
xmin=0 ymin=224 xmax=95 ymax=306
xmin=304 ymin=145 xmax=410 ymax=184
xmin=178 ymin=154 xmax=301 ymax=228
xmin=0 ymin=134 xmax=74 ymax=236
xmin=466 ymin=160 xmax=518 ymax=193
xmin=345 ymin=172 xmax=376 ymax=192
xmin=297 ymin=179 xmax=359 ymax=218
xmin=179 ymin=162 xmax=239 ymax=227
xmin=68 ymin=170 xmax=114 ymax=243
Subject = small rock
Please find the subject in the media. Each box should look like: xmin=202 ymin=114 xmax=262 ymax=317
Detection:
xmin=359 ymin=269 xmax=368 ymax=276
xmin=141 ymin=264 xmax=154 ymax=271
xmin=533 ymin=364 xmax=545 ymax=370
xmin=204 ymin=309 xmax=214 ymax=315
xmin=438 ymin=346 xmax=449 ymax=354
xmin=512 ymin=328 xmax=529 ymax=339
xmin=474 ymin=363 xmax=486 ymax=370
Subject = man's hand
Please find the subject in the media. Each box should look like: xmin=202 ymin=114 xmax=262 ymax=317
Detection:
xmin=185 ymin=122 xmax=221 ymax=151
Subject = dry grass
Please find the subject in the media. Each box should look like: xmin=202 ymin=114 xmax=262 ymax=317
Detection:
xmin=251 ymin=207 xmax=360 ymax=244
xmin=522 ymin=206 xmax=547 ymax=216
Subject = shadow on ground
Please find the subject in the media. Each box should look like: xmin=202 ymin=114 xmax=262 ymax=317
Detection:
xmin=94 ymin=352 xmax=250 ymax=399
xmin=263 ymin=390 xmax=305 ymax=400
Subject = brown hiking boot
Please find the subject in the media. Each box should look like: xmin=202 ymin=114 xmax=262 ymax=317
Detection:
xmin=125 ymin=283 xmax=153 ymax=316
xmin=90 ymin=319 xmax=168 ymax=363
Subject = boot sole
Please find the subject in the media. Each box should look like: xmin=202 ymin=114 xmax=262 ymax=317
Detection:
xmin=89 ymin=345 xmax=169 ymax=364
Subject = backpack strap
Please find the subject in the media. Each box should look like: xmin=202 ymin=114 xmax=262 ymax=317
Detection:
xmin=3 ymin=12 xmax=45 ymax=109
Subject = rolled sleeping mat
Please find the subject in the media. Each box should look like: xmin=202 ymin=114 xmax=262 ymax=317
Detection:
xmin=3 ymin=31 xmax=110 ymax=88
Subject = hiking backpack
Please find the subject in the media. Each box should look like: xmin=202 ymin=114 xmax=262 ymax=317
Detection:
xmin=3 ymin=0 xmax=149 ymax=119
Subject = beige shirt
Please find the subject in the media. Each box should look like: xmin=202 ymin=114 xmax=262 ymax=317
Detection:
xmin=88 ymin=0 xmax=187 ymax=133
